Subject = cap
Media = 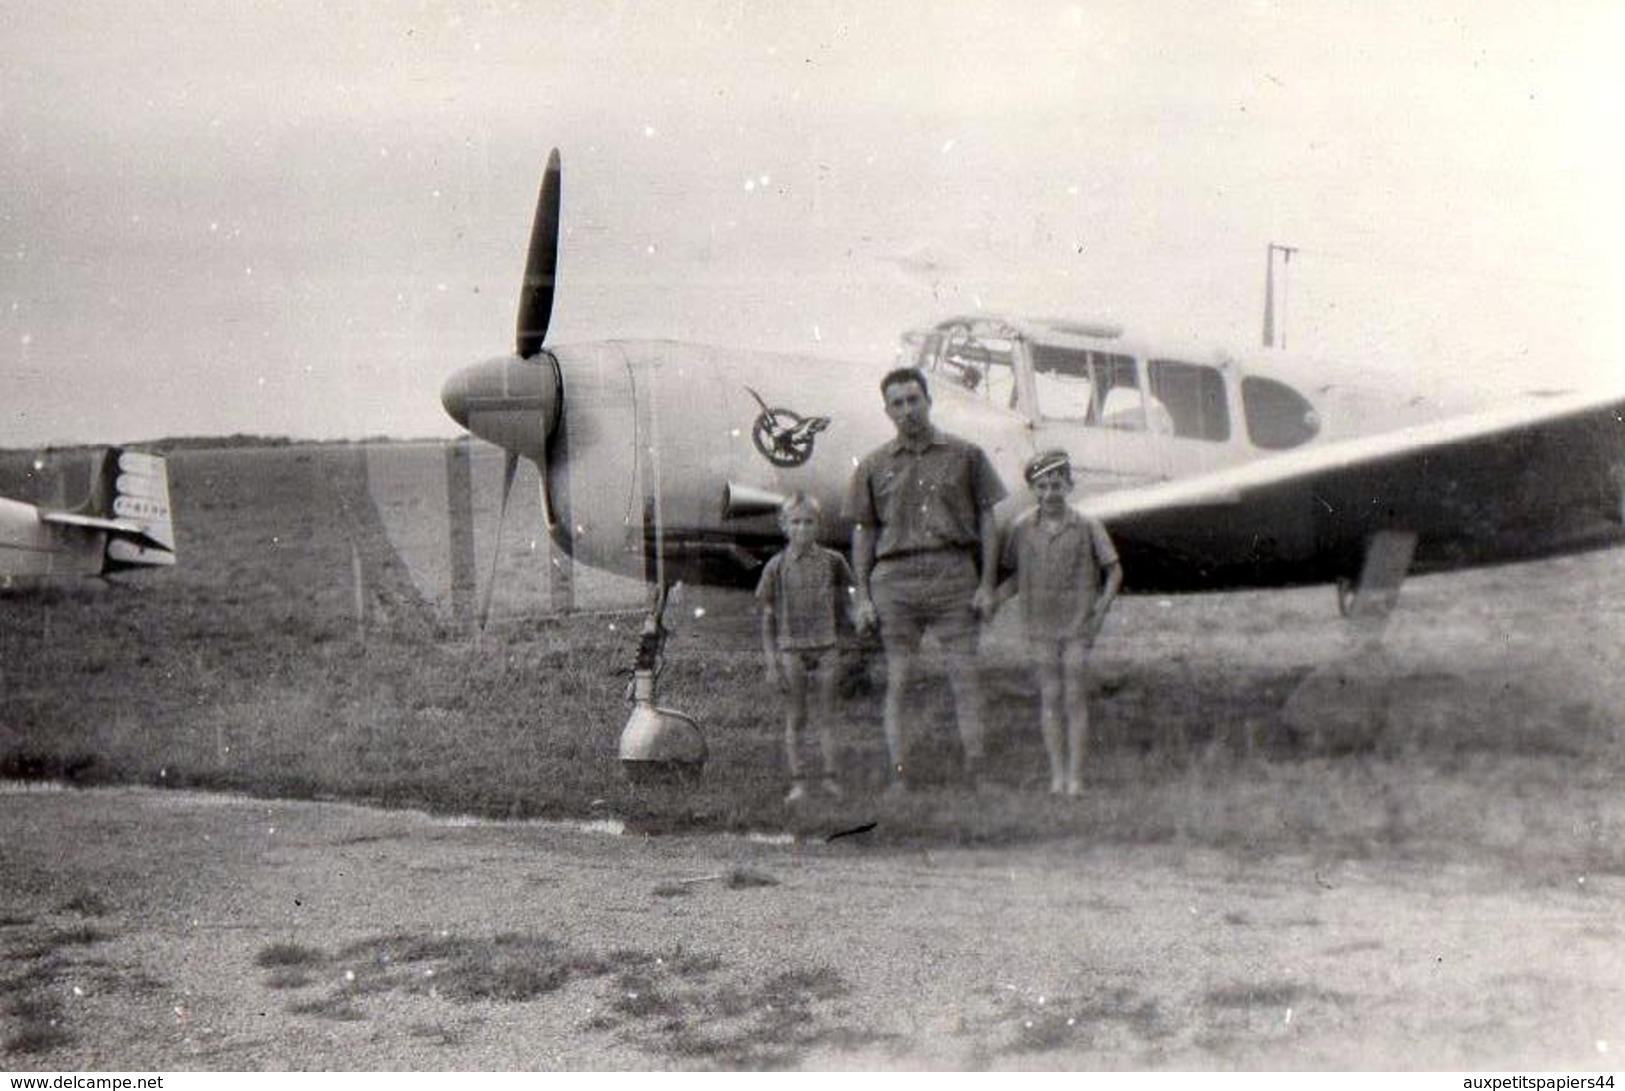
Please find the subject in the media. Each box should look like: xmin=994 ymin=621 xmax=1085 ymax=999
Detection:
xmin=1024 ymin=448 xmax=1072 ymax=484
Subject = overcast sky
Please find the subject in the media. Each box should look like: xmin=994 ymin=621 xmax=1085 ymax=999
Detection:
xmin=3 ymin=1 xmax=1621 ymax=446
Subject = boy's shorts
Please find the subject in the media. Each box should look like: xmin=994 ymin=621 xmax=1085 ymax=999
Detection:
xmin=778 ymin=646 xmax=839 ymax=675
xmin=1024 ymin=635 xmax=1094 ymax=668
xmin=870 ymin=550 xmax=980 ymax=655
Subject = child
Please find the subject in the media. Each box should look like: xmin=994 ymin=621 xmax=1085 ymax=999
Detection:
xmin=998 ymin=450 xmax=1122 ymax=796
xmin=756 ymin=493 xmax=855 ymax=803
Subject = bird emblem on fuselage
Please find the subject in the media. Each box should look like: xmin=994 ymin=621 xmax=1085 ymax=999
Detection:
xmin=745 ymin=386 xmax=830 ymax=467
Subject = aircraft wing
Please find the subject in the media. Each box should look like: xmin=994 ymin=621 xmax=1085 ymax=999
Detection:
xmin=1076 ymin=386 xmax=1625 ymax=592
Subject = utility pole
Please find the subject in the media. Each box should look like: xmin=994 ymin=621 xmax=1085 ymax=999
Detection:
xmin=1262 ymin=242 xmax=1299 ymax=349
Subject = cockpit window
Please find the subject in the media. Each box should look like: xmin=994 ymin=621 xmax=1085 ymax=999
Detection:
xmin=1242 ymin=376 xmax=1320 ymax=449
xmin=906 ymin=323 xmax=1019 ymax=409
xmin=1148 ymin=360 xmax=1230 ymax=442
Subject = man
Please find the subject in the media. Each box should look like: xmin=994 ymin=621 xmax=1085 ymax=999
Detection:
xmin=847 ymin=366 xmax=1007 ymax=792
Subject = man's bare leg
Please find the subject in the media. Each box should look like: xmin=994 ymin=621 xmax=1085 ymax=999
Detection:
xmin=882 ymin=647 xmax=915 ymax=790
xmin=945 ymin=647 xmax=988 ymax=785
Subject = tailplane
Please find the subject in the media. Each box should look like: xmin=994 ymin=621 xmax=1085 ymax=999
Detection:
xmin=40 ymin=448 xmax=177 ymax=573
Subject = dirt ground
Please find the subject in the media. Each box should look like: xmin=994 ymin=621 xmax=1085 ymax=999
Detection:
xmin=2 ymin=784 xmax=1621 ymax=1071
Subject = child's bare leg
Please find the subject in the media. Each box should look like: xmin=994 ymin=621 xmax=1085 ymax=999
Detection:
xmin=810 ymin=649 xmax=841 ymax=783
xmin=1035 ymin=642 xmax=1066 ymax=793
xmin=782 ymin=652 xmax=810 ymax=790
xmin=1062 ymin=640 xmax=1092 ymax=794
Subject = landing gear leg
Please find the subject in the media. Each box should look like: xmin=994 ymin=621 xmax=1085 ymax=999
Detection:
xmin=618 ymin=582 xmax=708 ymax=784
xmin=1336 ymin=529 xmax=1418 ymax=649
xmin=1284 ymin=530 xmax=1418 ymax=749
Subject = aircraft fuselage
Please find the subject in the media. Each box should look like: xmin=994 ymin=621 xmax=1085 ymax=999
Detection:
xmin=0 ymin=495 xmax=105 ymax=579
xmin=499 ymin=329 xmax=1621 ymax=593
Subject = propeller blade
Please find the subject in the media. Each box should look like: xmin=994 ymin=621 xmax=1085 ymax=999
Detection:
xmin=516 ymin=149 xmax=562 ymax=359
xmin=535 ymin=439 xmax=554 ymax=530
xmin=477 ymin=450 xmax=521 ymax=631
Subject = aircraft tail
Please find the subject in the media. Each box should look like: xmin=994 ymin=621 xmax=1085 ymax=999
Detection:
xmin=40 ymin=448 xmax=177 ymax=572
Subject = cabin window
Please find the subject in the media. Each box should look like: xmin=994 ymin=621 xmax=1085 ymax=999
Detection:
xmin=1030 ymin=345 xmax=1171 ymax=432
xmin=1242 ymin=376 xmax=1320 ymax=449
xmin=1030 ymin=344 xmax=1094 ymax=421
xmin=1147 ymin=360 xmax=1230 ymax=442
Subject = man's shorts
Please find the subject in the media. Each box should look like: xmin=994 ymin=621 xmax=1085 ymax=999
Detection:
xmin=870 ymin=550 xmax=980 ymax=655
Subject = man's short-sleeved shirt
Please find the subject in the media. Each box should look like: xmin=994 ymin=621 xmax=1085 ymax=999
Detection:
xmin=756 ymin=545 xmax=854 ymax=650
xmin=845 ymin=429 xmax=1007 ymax=560
xmin=1001 ymin=507 xmax=1120 ymax=640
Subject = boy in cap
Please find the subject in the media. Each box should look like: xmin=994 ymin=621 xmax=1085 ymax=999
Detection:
xmin=757 ymin=492 xmax=856 ymax=803
xmin=997 ymin=450 xmax=1122 ymax=795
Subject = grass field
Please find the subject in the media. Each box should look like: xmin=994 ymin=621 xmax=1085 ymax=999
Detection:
xmin=3 ymin=441 xmax=1623 ymax=872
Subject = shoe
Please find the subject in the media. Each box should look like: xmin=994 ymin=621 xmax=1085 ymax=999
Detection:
xmin=883 ymin=779 xmax=909 ymax=799
xmin=820 ymin=777 xmax=844 ymax=799
xmin=1049 ymin=776 xmax=1066 ymax=796
xmin=1064 ymin=779 xmax=1083 ymax=798
xmin=785 ymin=782 xmax=808 ymax=804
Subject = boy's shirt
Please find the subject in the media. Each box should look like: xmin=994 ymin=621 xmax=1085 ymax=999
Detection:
xmin=1001 ymin=507 xmax=1119 ymax=640
xmin=756 ymin=545 xmax=855 ymax=650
